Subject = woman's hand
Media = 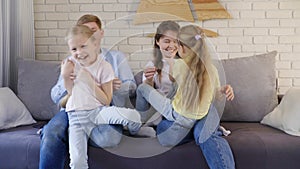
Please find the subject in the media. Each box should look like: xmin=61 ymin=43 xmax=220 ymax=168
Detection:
xmin=144 ymin=67 xmax=156 ymax=85
xmin=221 ymin=85 xmax=234 ymax=101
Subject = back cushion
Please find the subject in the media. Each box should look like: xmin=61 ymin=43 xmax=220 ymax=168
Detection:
xmin=221 ymin=51 xmax=278 ymax=122
xmin=17 ymin=59 xmax=60 ymax=120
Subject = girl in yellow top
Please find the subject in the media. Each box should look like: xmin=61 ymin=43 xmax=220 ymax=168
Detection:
xmin=136 ymin=25 xmax=235 ymax=169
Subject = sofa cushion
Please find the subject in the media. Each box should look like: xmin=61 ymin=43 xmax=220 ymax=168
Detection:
xmin=0 ymin=123 xmax=42 ymax=169
xmin=221 ymin=51 xmax=278 ymax=122
xmin=0 ymin=87 xmax=36 ymax=130
xmin=261 ymin=87 xmax=300 ymax=136
xmin=17 ymin=59 xmax=60 ymax=120
xmin=134 ymin=71 xmax=143 ymax=86
xmin=222 ymin=122 xmax=300 ymax=169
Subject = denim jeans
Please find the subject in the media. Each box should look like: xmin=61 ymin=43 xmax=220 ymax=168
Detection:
xmin=39 ymin=109 xmax=123 ymax=169
xmin=136 ymin=82 xmax=176 ymax=123
xmin=137 ymin=83 xmax=235 ymax=169
xmin=193 ymin=105 xmax=235 ymax=169
xmin=67 ymin=106 xmax=142 ymax=169
xmin=135 ymin=83 xmax=157 ymax=123
xmin=136 ymin=83 xmax=196 ymax=146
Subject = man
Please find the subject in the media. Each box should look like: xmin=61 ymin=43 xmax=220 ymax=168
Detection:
xmin=39 ymin=14 xmax=136 ymax=169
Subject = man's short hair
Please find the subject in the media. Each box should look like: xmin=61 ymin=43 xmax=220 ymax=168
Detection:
xmin=77 ymin=14 xmax=102 ymax=29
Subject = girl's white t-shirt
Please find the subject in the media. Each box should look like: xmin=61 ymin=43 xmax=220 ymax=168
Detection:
xmin=66 ymin=55 xmax=115 ymax=112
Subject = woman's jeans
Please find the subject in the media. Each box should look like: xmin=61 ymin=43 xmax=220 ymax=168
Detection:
xmin=136 ymin=83 xmax=196 ymax=146
xmin=136 ymin=83 xmax=235 ymax=169
xmin=39 ymin=109 xmax=123 ymax=169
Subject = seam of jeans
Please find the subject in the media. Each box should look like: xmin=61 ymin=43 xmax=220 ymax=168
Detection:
xmin=213 ymin=136 xmax=228 ymax=169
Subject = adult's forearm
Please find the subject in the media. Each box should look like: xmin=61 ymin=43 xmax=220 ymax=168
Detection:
xmin=51 ymin=86 xmax=67 ymax=104
xmin=51 ymin=76 xmax=67 ymax=104
xmin=63 ymin=77 xmax=74 ymax=95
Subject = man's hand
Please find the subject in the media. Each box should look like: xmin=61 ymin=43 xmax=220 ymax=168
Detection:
xmin=113 ymin=78 xmax=122 ymax=91
xmin=221 ymin=85 xmax=234 ymax=101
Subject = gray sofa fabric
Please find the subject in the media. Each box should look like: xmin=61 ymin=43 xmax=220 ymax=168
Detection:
xmin=17 ymin=59 xmax=60 ymax=120
xmin=223 ymin=122 xmax=300 ymax=169
xmin=221 ymin=51 xmax=278 ymax=122
xmin=0 ymin=123 xmax=42 ymax=169
xmin=1 ymin=122 xmax=300 ymax=169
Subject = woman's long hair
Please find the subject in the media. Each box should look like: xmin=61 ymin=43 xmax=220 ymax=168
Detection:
xmin=177 ymin=25 xmax=213 ymax=113
xmin=153 ymin=21 xmax=180 ymax=82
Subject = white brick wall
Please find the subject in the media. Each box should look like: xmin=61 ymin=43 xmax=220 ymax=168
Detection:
xmin=33 ymin=0 xmax=300 ymax=94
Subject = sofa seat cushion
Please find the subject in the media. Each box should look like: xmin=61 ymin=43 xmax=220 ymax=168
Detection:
xmin=88 ymin=140 xmax=209 ymax=169
xmin=1 ymin=121 xmax=300 ymax=169
xmin=222 ymin=122 xmax=300 ymax=169
xmin=0 ymin=123 xmax=44 ymax=169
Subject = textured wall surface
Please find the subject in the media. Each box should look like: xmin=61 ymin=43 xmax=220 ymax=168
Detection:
xmin=33 ymin=0 xmax=300 ymax=94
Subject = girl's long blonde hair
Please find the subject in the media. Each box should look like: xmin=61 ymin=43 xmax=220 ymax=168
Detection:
xmin=177 ymin=25 xmax=213 ymax=112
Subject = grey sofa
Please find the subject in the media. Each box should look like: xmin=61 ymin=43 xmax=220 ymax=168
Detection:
xmin=1 ymin=51 xmax=300 ymax=169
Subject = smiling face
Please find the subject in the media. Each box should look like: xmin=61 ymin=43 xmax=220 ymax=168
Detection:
xmin=155 ymin=30 xmax=179 ymax=59
xmin=68 ymin=34 xmax=98 ymax=67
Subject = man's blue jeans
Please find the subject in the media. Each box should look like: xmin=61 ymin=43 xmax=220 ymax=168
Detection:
xmin=39 ymin=109 xmax=122 ymax=169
